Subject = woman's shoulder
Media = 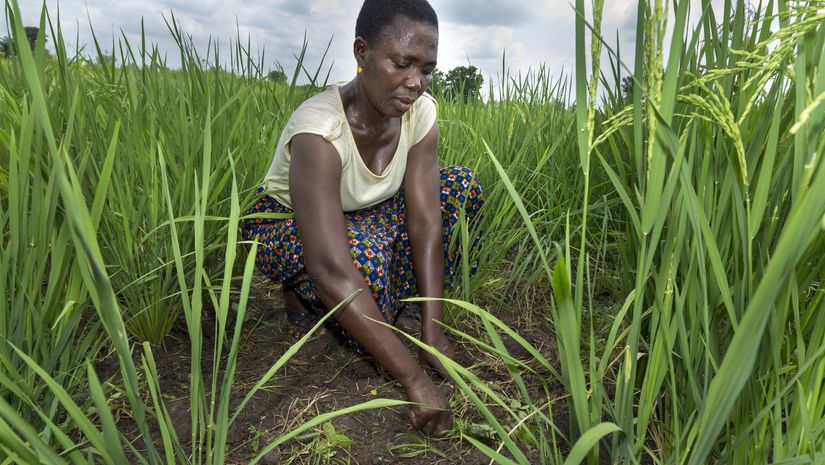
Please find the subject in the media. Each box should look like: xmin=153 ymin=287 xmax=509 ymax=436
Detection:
xmin=408 ymin=92 xmax=437 ymax=124
xmin=286 ymin=85 xmax=345 ymax=142
xmin=406 ymin=92 xmax=437 ymax=145
xmin=294 ymin=85 xmax=341 ymax=113
xmin=412 ymin=91 xmax=437 ymax=113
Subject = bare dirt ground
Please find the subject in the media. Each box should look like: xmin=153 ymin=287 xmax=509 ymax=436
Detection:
xmin=125 ymin=274 xmax=560 ymax=464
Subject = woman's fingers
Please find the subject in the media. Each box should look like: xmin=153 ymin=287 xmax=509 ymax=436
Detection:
xmin=405 ymin=368 xmax=453 ymax=436
xmin=409 ymin=403 xmax=452 ymax=436
xmin=420 ymin=415 xmax=436 ymax=436
xmin=418 ymin=413 xmax=445 ymax=436
xmin=439 ymin=421 xmax=452 ymax=436
xmin=434 ymin=410 xmax=453 ymax=436
xmin=410 ymin=407 xmax=433 ymax=434
xmin=431 ymin=411 xmax=452 ymax=436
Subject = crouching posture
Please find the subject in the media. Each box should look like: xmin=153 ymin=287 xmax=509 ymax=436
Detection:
xmin=241 ymin=0 xmax=483 ymax=436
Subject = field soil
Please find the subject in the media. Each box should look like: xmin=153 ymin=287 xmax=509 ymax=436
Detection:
xmin=115 ymin=274 xmax=558 ymax=464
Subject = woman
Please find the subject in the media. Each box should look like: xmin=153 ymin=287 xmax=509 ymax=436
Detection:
xmin=241 ymin=0 xmax=483 ymax=436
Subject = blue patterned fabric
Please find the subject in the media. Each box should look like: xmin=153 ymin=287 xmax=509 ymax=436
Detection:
xmin=241 ymin=165 xmax=484 ymax=351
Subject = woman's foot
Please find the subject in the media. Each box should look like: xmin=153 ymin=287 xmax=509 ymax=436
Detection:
xmin=394 ymin=303 xmax=422 ymax=334
xmin=283 ymin=288 xmax=323 ymax=336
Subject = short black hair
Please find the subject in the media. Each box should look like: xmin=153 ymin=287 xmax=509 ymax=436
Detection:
xmin=355 ymin=0 xmax=438 ymax=42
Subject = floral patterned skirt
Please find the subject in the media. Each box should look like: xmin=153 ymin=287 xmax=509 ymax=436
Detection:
xmin=240 ymin=165 xmax=483 ymax=350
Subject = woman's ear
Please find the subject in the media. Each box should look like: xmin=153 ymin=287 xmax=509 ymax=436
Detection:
xmin=353 ymin=36 xmax=367 ymax=68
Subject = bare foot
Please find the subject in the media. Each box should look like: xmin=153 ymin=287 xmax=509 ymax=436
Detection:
xmin=282 ymin=288 xmax=325 ymax=337
xmin=283 ymin=288 xmax=308 ymax=312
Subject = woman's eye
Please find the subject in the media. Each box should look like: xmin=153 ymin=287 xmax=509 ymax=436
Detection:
xmin=394 ymin=61 xmax=409 ymax=69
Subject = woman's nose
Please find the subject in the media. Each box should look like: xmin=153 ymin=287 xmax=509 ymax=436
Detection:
xmin=405 ymin=71 xmax=423 ymax=90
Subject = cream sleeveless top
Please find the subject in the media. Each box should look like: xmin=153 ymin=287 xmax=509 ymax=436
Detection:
xmin=262 ymin=84 xmax=437 ymax=212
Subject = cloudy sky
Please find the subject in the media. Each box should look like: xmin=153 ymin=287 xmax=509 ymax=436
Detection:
xmin=8 ymin=1 xmax=724 ymax=91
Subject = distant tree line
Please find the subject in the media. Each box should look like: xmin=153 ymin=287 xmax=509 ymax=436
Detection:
xmin=265 ymin=63 xmax=484 ymax=102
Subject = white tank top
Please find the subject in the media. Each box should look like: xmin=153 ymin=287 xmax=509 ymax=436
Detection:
xmin=262 ymin=83 xmax=437 ymax=212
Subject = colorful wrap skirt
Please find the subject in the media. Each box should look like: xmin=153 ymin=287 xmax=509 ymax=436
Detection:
xmin=240 ymin=165 xmax=483 ymax=349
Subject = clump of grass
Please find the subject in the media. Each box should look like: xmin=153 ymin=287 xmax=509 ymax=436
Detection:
xmin=437 ymin=1 xmax=825 ymax=464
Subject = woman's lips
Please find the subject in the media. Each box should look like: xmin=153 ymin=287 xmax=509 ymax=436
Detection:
xmin=395 ymin=97 xmax=414 ymax=112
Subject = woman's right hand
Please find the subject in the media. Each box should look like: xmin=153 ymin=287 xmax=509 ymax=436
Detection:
xmin=406 ymin=371 xmax=452 ymax=436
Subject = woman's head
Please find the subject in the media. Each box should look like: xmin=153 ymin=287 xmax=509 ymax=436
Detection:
xmin=355 ymin=0 xmax=438 ymax=43
xmin=352 ymin=0 xmax=439 ymax=117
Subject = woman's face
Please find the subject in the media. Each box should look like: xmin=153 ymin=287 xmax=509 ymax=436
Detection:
xmin=356 ymin=15 xmax=438 ymax=117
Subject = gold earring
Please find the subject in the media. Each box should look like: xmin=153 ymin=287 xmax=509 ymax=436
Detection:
xmin=357 ymin=65 xmax=363 ymax=74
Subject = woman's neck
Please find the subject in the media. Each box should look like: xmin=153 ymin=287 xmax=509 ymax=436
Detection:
xmin=340 ymin=78 xmax=394 ymax=136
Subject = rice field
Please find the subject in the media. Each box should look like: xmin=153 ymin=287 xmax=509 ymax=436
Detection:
xmin=1 ymin=0 xmax=824 ymax=463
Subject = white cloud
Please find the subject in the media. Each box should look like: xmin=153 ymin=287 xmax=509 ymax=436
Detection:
xmin=438 ymin=0 xmax=532 ymax=26
xmin=310 ymin=0 xmax=346 ymax=17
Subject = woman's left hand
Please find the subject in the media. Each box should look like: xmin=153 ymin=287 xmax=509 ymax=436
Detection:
xmin=420 ymin=325 xmax=455 ymax=377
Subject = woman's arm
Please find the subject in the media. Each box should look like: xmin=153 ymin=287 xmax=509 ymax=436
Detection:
xmin=289 ymin=133 xmax=451 ymax=435
xmin=403 ymin=122 xmax=455 ymax=369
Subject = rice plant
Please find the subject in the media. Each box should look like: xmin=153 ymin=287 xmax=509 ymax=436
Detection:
xmin=438 ymin=0 xmax=825 ymax=464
